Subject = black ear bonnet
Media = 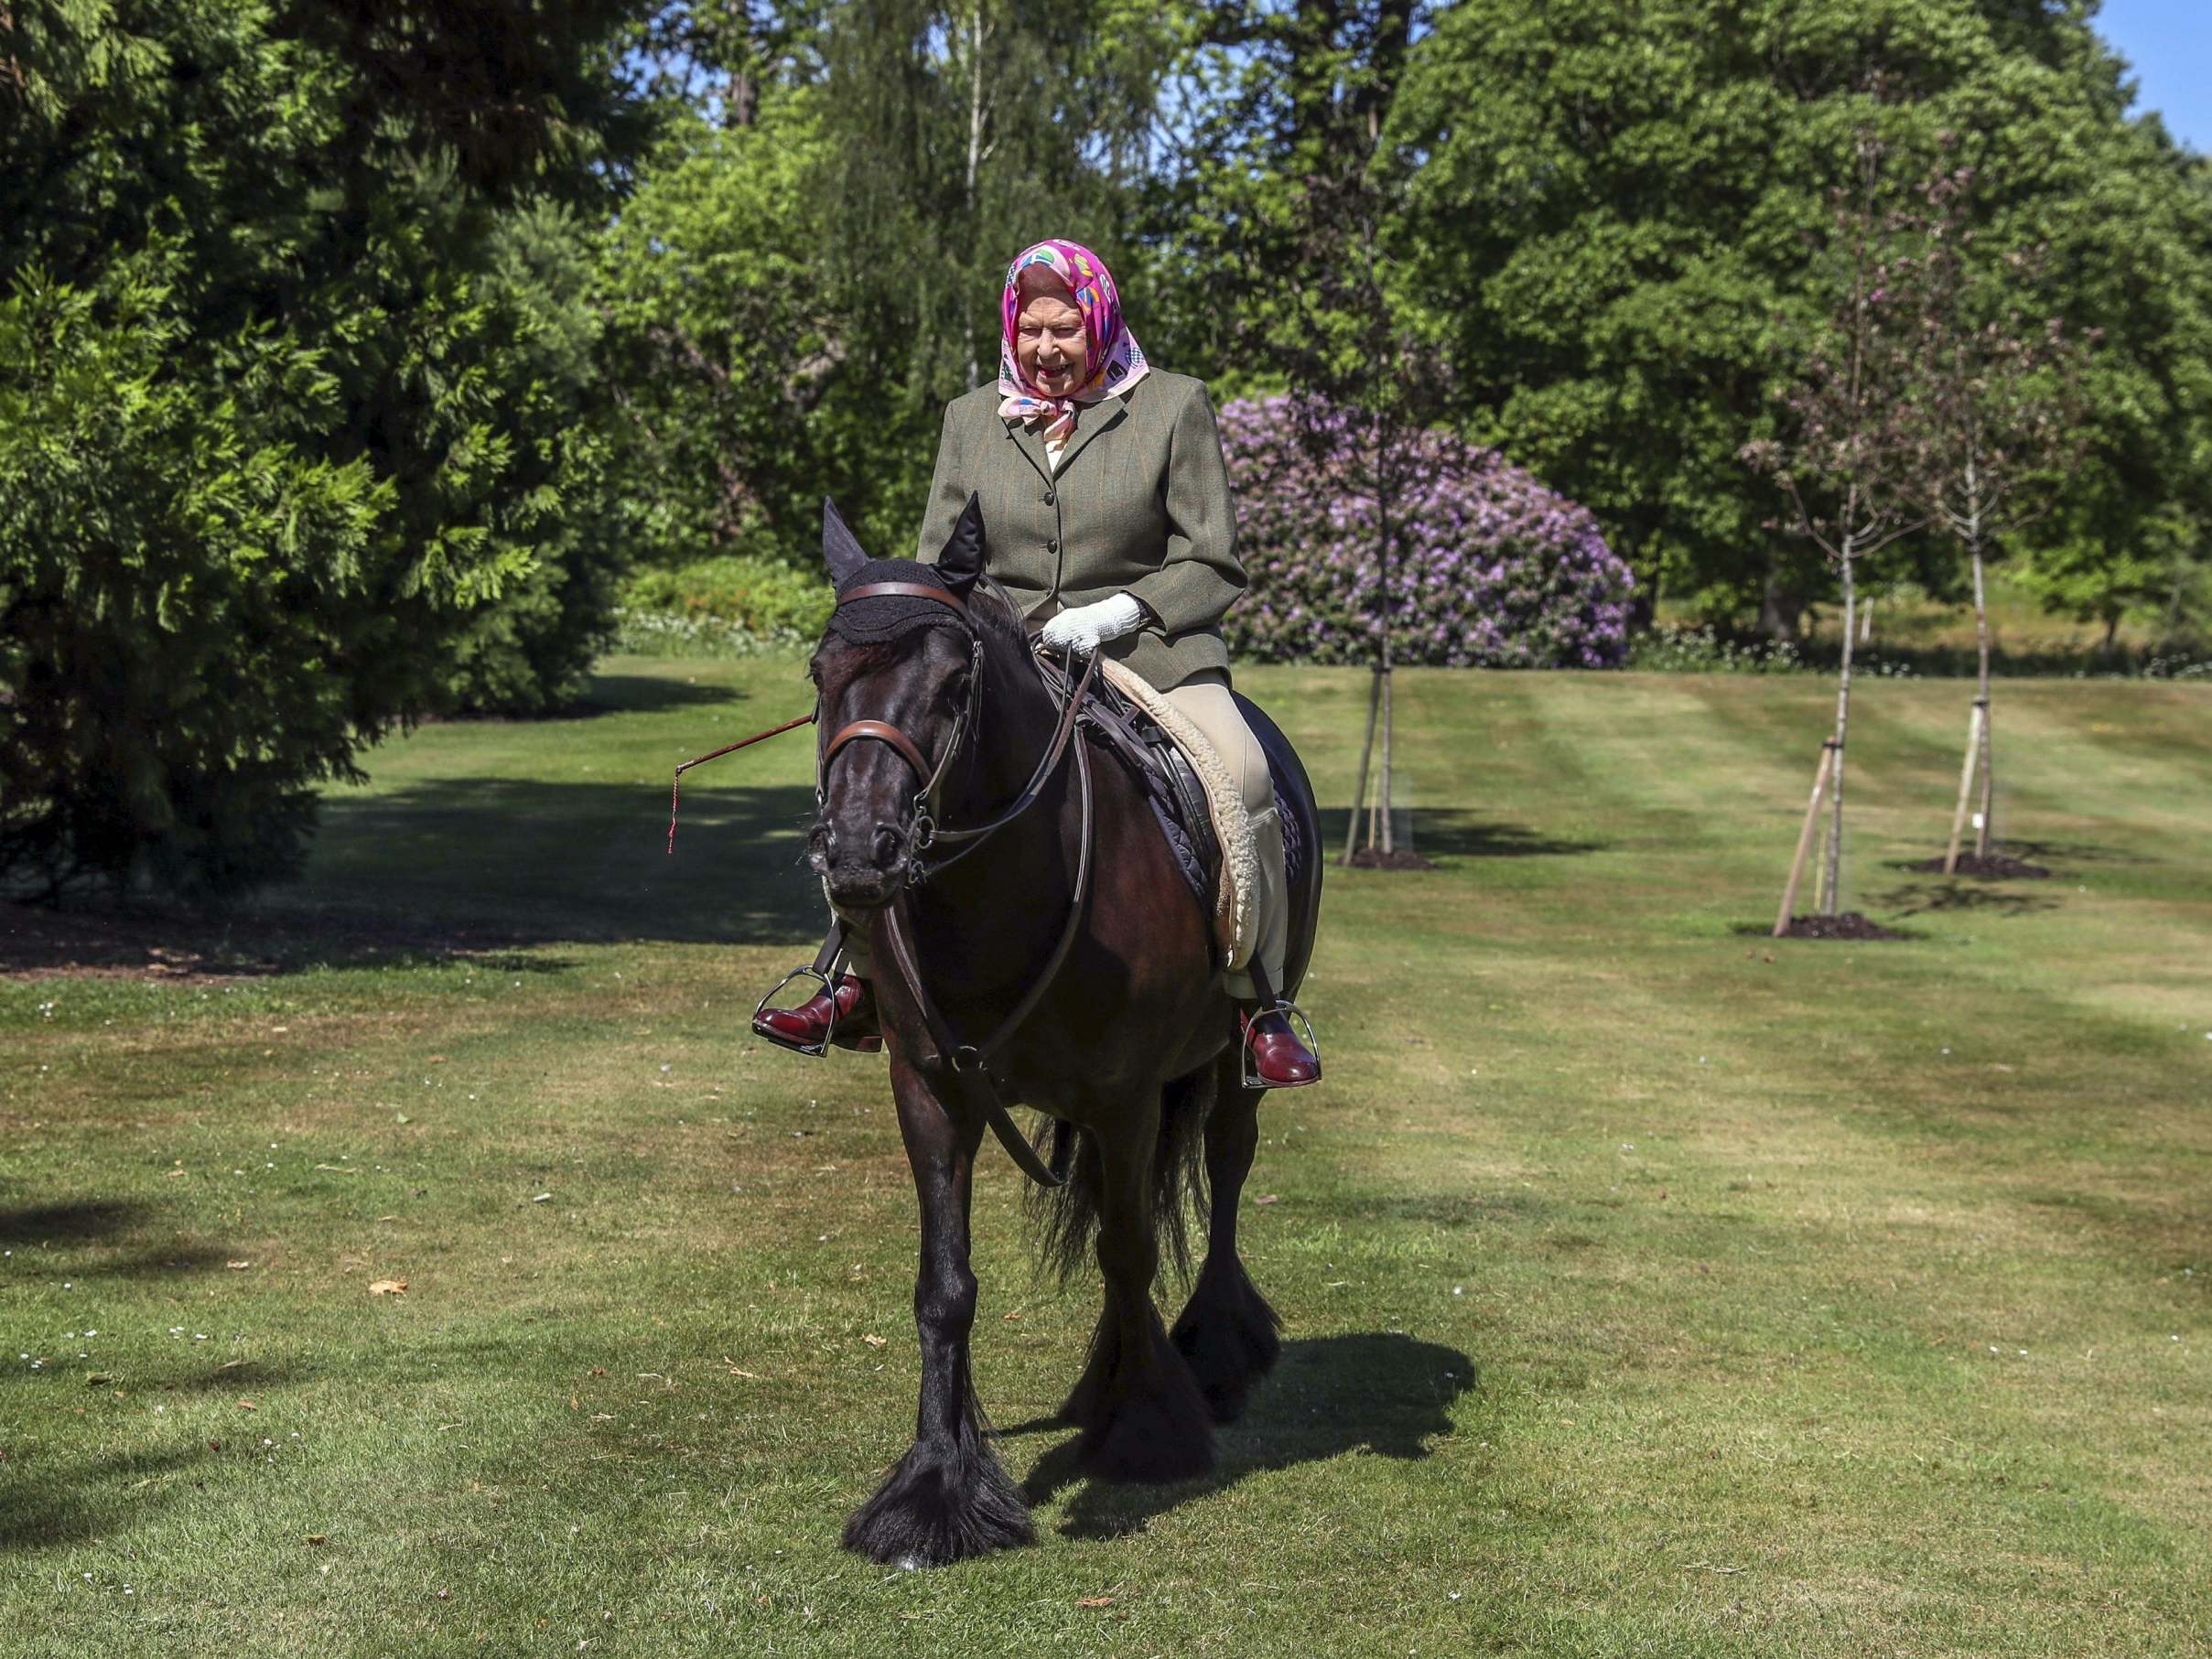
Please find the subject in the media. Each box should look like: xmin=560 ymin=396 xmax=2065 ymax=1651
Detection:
xmin=827 ymin=559 xmax=973 ymax=646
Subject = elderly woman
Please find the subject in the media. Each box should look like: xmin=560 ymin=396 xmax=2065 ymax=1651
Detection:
xmin=758 ymin=238 xmax=1317 ymax=1087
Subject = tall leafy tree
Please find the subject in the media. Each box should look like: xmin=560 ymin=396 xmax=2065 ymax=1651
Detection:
xmin=1388 ymin=0 xmax=2207 ymax=640
xmin=596 ymin=91 xmax=848 ymax=568
xmin=0 ymin=0 xmax=649 ymax=893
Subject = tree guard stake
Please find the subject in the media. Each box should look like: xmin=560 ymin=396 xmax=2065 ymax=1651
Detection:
xmin=666 ymin=710 xmax=816 ymax=854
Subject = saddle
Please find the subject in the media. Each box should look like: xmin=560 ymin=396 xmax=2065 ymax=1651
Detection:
xmin=1073 ymin=658 xmax=1258 ymax=969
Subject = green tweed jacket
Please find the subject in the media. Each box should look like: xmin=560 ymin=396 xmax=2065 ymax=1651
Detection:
xmin=914 ymin=371 xmax=1245 ymax=690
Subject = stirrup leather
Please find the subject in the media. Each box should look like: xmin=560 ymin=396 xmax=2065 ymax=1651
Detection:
xmin=1242 ymin=999 xmax=1322 ymax=1091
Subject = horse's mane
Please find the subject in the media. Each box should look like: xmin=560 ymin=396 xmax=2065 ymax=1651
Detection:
xmin=969 ymin=573 xmax=1033 ymax=659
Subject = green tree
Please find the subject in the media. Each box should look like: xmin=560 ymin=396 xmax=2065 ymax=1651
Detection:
xmin=595 ymin=92 xmax=849 ymax=570
xmin=1389 ymin=0 xmax=2209 ymax=639
xmin=0 ymin=0 xmax=647 ymax=893
xmin=438 ymin=199 xmax=633 ymax=716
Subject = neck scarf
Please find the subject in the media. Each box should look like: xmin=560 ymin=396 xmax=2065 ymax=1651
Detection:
xmin=997 ymin=239 xmax=1149 ymax=442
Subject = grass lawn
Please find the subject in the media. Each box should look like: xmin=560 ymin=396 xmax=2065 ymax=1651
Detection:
xmin=4 ymin=655 xmax=2208 ymax=1657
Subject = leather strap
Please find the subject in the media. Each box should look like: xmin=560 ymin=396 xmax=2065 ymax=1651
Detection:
xmin=824 ymin=717 xmax=934 ymax=783
xmin=839 ymin=581 xmax=968 ymax=612
xmin=921 ymin=646 xmax=1097 ymax=868
xmin=882 ymin=733 xmax=1094 ymax=1188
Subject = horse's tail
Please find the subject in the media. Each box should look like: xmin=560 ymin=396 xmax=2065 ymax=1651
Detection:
xmin=1025 ymin=1064 xmax=1214 ymax=1285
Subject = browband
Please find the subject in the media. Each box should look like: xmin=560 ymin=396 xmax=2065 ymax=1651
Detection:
xmin=838 ymin=581 xmax=968 ymax=613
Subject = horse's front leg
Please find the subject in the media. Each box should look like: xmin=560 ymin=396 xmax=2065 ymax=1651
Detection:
xmin=842 ymin=1052 xmax=1032 ymax=1567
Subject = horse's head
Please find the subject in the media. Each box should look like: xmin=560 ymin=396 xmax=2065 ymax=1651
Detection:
xmin=806 ymin=495 xmax=993 ymax=910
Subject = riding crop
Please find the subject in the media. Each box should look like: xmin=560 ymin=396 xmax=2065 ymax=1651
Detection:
xmin=665 ymin=710 xmax=816 ymax=855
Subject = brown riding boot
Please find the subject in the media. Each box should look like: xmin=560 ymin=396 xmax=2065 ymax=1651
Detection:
xmin=1241 ymin=1004 xmax=1321 ymax=1089
xmin=753 ymin=975 xmax=880 ymax=1055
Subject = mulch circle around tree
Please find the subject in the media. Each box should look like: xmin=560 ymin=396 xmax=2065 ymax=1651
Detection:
xmin=1345 ymin=849 xmax=1440 ymax=871
xmin=1901 ymin=853 xmax=2054 ymax=880
xmin=1774 ymin=912 xmax=1909 ymax=942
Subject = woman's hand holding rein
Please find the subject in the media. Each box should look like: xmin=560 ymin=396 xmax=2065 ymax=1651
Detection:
xmin=1039 ymin=592 xmax=1145 ymax=655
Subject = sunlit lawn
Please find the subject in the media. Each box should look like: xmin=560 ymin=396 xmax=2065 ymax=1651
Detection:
xmin=4 ymin=655 xmax=2208 ymax=1656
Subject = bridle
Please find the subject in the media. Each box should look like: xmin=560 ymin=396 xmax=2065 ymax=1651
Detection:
xmin=816 ymin=580 xmax=1095 ymax=881
xmin=815 ymin=578 xmax=1100 ymax=1186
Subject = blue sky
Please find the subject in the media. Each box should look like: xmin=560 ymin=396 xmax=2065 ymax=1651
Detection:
xmin=2096 ymin=0 xmax=2210 ymax=152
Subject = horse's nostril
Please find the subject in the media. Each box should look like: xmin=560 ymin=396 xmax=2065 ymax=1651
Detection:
xmin=872 ymin=824 xmax=904 ymax=864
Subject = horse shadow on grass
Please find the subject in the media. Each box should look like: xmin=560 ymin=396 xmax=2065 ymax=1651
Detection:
xmin=1009 ymin=1330 xmax=1475 ymax=1539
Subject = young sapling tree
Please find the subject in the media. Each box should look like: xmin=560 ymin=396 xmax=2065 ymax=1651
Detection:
xmin=1745 ymin=138 xmax=1928 ymax=931
xmin=1898 ymin=158 xmax=2095 ymax=872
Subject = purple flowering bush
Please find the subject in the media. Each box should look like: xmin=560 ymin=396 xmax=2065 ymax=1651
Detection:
xmin=1218 ymin=396 xmax=1634 ymax=668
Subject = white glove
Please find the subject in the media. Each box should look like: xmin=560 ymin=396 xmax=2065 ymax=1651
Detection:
xmin=1039 ymin=592 xmax=1145 ymax=655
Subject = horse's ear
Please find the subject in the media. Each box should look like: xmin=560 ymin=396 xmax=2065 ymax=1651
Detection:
xmin=935 ymin=493 xmax=985 ymax=596
xmin=822 ymin=497 xmax=869 ymax=587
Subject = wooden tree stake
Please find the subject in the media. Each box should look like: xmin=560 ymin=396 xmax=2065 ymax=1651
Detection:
xmin=1775 ymin=742 xmax=1838 ymax=937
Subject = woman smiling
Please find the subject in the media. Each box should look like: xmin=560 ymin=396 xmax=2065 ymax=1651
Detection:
xmin=758 ymin=238 xmax=1318 ymax=1088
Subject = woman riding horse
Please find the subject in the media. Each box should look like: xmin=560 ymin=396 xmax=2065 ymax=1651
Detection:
xmin=754 ymin=238 xmax=1320 ymax=1087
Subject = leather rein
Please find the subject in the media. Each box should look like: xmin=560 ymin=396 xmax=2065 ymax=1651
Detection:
xmin=748 ymin=578 xmax=1097 ymax=1187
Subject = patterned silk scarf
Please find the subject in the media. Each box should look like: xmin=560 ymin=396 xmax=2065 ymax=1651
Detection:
xmin=996 ymin=239 xmax=1150 ymax=441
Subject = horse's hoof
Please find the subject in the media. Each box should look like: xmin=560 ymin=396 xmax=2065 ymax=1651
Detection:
xmin=1078 ymin=1363 xmax=1216 ymax=1484
xmin=842 ymin=1438 xmax=1033 ymax=1566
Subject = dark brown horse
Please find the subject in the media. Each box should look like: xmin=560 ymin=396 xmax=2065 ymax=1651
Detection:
xmin=798 ymin=498 xmax=1322 ymax=1567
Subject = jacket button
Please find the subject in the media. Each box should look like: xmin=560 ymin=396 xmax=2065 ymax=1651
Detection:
xmin=1048 ymin=537 xmax=1060 ymax=554
xmin=1044 ymin=489 xmax=1056 ymax=506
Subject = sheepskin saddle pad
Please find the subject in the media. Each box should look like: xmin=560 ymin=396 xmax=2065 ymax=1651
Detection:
xmin=1092 ymin=656 xmax=1260 ymax=971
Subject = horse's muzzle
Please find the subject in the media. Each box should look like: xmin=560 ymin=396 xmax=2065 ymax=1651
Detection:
xmin=814 ymin=819 xmax=912 ymax=910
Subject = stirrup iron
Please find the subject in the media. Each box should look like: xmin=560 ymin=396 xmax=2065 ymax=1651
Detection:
xmin=752 ymin=922 xmax=871 ymax=1058
xmin=1241 ymin=998 xmax=1322 ymax=1090
xmin=752 ymin=966 xmax=836 ymax=1058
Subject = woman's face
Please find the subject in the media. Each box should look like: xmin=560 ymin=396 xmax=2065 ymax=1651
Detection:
xmin=1014 ymin=281 xmax=1086 ymax=398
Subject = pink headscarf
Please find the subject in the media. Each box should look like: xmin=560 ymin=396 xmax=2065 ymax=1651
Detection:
xmin=997 ymin=239 xmax=1150 ymax=441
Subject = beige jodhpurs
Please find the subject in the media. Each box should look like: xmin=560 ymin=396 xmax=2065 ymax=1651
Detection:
xmin=1160 ymin=672 xmax=1285 ymax=1000
xmin=835 ymin=669 xmax=1287 ymax=1001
